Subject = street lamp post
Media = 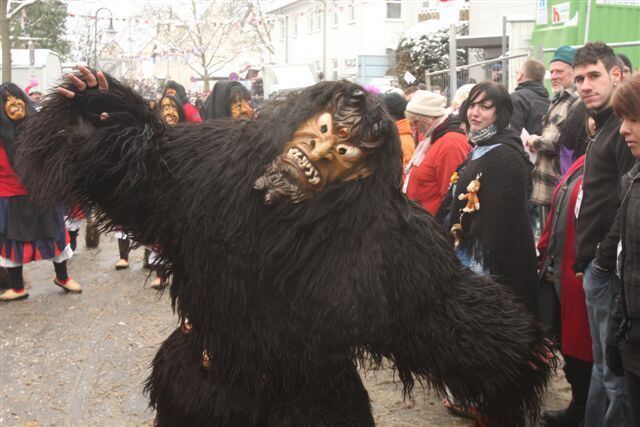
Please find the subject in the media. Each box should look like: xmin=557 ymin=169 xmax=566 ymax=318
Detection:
xmin=93 ymin=7 xmax=117 ymax=69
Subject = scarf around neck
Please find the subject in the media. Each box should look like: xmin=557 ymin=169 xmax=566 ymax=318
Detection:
xmin=469 ymin=123 xmax=497 ymax=146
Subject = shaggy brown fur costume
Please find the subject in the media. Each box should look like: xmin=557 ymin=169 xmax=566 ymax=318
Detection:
xmin=15 ymin=73 xmax=554 ymax=426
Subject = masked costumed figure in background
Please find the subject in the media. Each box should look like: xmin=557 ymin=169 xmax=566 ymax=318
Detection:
xmin=113 ymin=93 xmax=187 ymax=284
xmin=203 ymin=80 xmax=253 ymax=120
xmin=147 ymin=94 xmax=188 ymax=287
xmin=17 ymin=68 xmax=554 ymax=426
xmin=163 ymin=80 xmax=201 ymax=123
xmin=0 ymin=83 xmax=81 ymax=301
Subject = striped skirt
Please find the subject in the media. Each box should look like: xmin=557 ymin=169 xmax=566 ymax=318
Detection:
xmin=0 ymin=196 xmax=72 ymax=267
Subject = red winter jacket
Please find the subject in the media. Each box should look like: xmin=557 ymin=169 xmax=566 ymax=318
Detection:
xmin=538 ymin=156 xmax=593 ymax=362
xmin=0 ymin=138 xmax=28 ymax=197
xmin=406 ymin=119 xmax=469 ymax=216
xmin=183 ymin=103 xmax=202 ymax=123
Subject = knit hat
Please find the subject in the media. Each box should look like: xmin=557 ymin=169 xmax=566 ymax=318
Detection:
xmin=451 ymin=84 xmax=476 ymax=112
xmin=550 ymin=45 xmax=576 ymax=66
xmin=405 ymin=90 xmax=446 ymax=117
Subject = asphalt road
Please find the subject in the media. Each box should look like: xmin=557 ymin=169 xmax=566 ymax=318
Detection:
xmin=0 ymin=231 xmax=570 ymax=426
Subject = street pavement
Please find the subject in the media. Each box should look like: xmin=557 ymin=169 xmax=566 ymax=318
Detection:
xmin=0 ymin=231 xmax=570 ymax=426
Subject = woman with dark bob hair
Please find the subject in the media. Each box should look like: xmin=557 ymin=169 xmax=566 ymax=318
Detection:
xmin=607 ymin=75 xmax=640 ymax=426
xmin=438 ymin=81 xmax=539 ymax=422
xmin=442 ymin=81 xmax=538 ymax=315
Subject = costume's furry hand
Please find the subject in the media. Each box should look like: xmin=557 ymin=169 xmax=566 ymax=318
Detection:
xmin=57 ymin=66 xmax=122 ymax=125
xmin=55 ymin=66 xmax=153 ymax=128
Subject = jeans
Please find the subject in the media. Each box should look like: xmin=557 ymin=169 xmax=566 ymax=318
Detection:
xmin=583 ymin=261 xmax=633 ymax=427
xmin=455 ymin=247 xmax=486 ymax=275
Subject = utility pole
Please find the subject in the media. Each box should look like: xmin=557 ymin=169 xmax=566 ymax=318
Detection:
xmin=448 ymin=24 xmax=457 ymax=101
xmin=322 ymin=0 xmax=327 ymax=79
xmin=1 ymin=0 xmax=10 ymax=82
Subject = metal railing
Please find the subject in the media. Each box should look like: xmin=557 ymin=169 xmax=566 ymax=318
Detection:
xmin=425 ymin=51 xmax=530 ymax=98
xmin=425 ymin=17 xmax=640 ymax=103
xmin=424 ymin=38 xmax=640 ymax=102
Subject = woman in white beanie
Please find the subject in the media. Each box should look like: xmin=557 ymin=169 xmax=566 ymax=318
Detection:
xmin=403 ymin=90 xmax=470 ymax=215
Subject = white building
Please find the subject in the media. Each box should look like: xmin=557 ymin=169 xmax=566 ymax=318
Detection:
xmin=267 ymin=0 xmax=425 ymax=84
xmin=0 ymin=49 xmax=63 ymax=92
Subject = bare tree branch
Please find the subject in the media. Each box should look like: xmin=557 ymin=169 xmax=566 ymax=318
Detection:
xmin=7 ymin=0 xmax=36 ymax=19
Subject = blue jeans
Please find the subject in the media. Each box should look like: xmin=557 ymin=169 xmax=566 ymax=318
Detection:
xmin=583 ymin=261 xmax=633 ymax=427
xmin=455 ymin=247 xmax=486 ymax=275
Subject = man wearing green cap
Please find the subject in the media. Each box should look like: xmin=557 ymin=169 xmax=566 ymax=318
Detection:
xmin=525 ymin=45 xmax=580 ymax=227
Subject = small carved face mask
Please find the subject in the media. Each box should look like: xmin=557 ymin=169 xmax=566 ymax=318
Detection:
xmin=160 ymin=97 xmax=180 ymax=126
xmin=4 ymin=95 xmax=26 ymax=122
xmin=255 ymin=111 xmax=373 ymax=205
xmin=230 ymin=98 xmax=253 ymax=119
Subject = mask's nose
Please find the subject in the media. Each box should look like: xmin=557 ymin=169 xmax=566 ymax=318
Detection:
xmin=308 ymin=137 xmax=337 ymax=162
xmin=241 ymin=101 xmax=253 ymax=117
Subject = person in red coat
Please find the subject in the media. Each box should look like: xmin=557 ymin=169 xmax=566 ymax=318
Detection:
xmin=538 ymin=155 xmax=593 ymax=425
xmin=403 ymin=90 xmax=470 ymax=215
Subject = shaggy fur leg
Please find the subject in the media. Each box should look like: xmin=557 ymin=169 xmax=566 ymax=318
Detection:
xmin=267 ymin=362 xmax=374 ymax=427
xmin=146 ymin=329 xmax=268 ymax=427
xmin=147 ymin=330 xmax=374 ymax=427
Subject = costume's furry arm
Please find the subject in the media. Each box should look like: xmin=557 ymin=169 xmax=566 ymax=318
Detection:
xmin=14 ymin=74 xmax=167 ymax=243
xmin=380 ymin=198 xmax=554 ymax=427
xmin=15 ymin=74 xmax=260 ymax=249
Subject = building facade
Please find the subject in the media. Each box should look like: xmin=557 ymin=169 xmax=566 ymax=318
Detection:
xmin=267 ymin=0 xmax=424 ymax=84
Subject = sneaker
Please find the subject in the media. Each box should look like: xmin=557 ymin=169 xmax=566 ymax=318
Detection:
xmin=114 ymin=259 xmax=129 ymax=270
xmin=53 ymin=277 xmax=82 ymax=293
xmin=0 ymin=288 xmax=29 ymax=301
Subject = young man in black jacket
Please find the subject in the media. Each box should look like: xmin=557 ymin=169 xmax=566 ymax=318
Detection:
xmin=573 ymin=42 xmax=634 ymax=427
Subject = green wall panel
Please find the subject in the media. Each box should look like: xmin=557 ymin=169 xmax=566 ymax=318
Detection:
xmin=531 ymin=0 xmax=640 ymax=70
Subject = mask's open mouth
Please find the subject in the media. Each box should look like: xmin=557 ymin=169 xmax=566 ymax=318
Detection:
xmin=8 ymin=104 xmax=24 ymax=116
xmin=286 ymin=147 xmax=321 ymax=186
xmin=254 ymin=155 xmax=310 ymax=205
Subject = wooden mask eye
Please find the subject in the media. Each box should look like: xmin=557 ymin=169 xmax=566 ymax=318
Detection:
xmin=336 ymin=144 xmax=362 ymax=160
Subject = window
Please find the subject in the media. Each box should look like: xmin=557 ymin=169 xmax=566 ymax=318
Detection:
xmin=314 ymin=7 xmax=322 ymax=31
xmin=347 ymin=1 xmax=355 ymax=22
xmin=292 ymin=15 xmax=298 ymax=37
xmin=386 ymin=0 xmax=402 ymax=19
xmin=308 ymin=9 xmax=315 ymax=32
xmin=279 ymin=19 xmax=285 ymax=42
xmin=332 ymin=1 xmax=339 ymax=27
xmin=332 ymin=58 xmax=340 ymax=80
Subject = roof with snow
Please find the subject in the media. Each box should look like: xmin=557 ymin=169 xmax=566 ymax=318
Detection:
xmin=403 ymin=19 xmax=460 ymax=40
